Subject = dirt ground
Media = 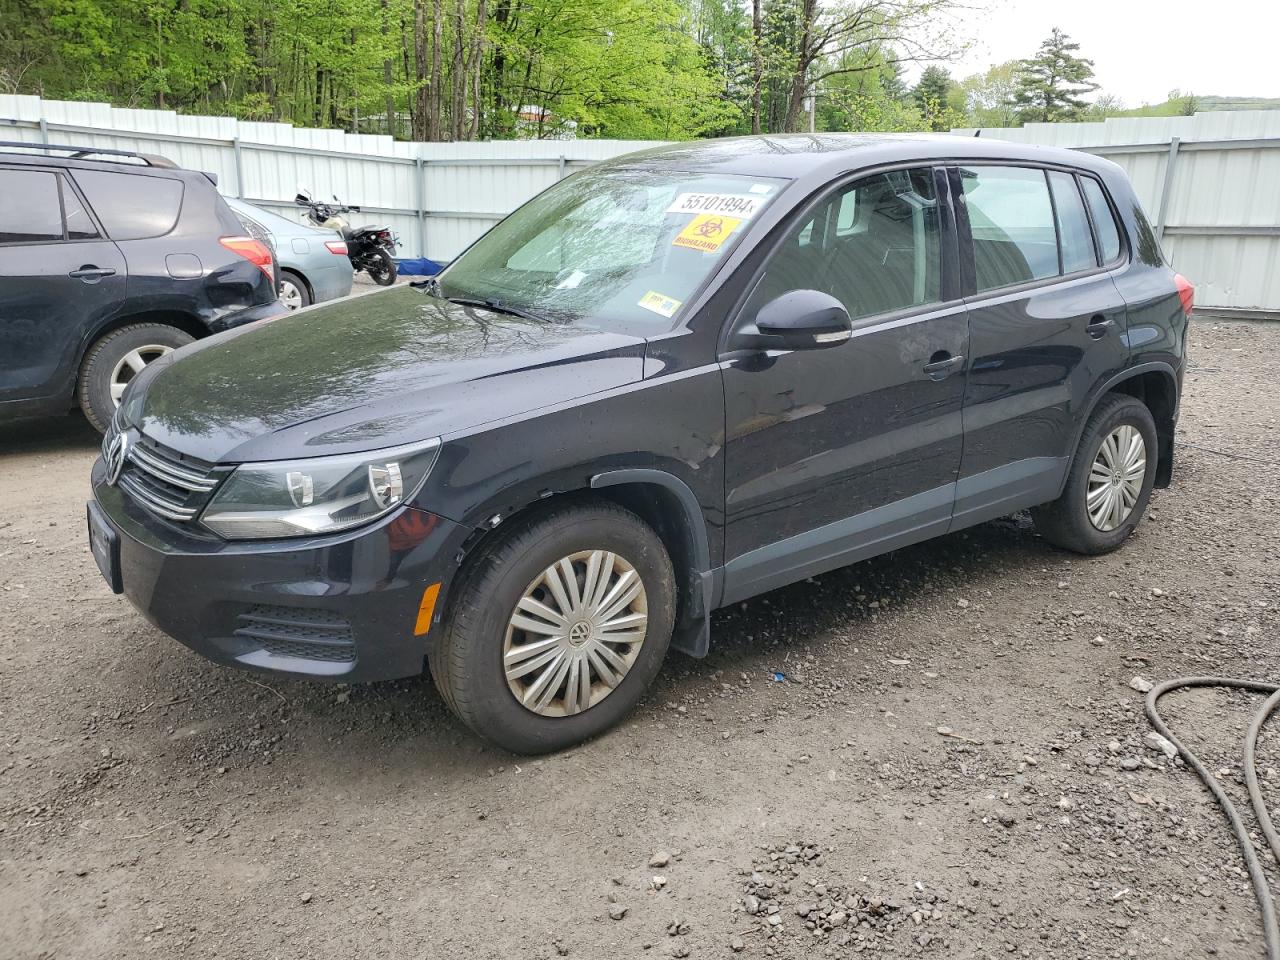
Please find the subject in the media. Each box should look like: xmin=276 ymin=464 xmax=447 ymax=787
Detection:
xmin=2 ymin=318 xmax=1279 ymax=960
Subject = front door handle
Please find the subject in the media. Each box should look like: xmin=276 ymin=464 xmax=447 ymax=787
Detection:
xmin=1086 ymin=316 xmax=1116 ymax=339
xmin=68 ymin=266 xmax=117 ymax=282
xmin=923 ymin=353 xmax=965 ymax=380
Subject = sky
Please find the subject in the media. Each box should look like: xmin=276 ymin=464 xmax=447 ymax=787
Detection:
xmin=933 ymin=0 xmax=1280 ymax=106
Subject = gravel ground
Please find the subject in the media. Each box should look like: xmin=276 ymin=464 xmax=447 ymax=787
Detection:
xmin=1 ymin=317 xmax=1278 ymax=960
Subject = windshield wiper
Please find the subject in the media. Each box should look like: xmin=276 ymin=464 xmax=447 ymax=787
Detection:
xmin=443 ymin=296 xmax=551 ymax=324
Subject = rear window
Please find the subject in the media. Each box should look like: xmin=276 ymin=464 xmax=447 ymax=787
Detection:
xmin=72 ymin=170 xmax=184 ymax=240
xmin=1080 ymin=176 xmax=1122 ymax=264
xmin=0 ymin=169 xmax=63 ymax=244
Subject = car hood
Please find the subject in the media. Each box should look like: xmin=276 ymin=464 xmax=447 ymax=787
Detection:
xmin=127 ymin=286 xmax=647 ymax=463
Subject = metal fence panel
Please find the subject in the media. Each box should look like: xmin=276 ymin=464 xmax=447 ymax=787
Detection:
xmin=953 ymin=111 xmax=1280 ymax=314
xmin=3 ymin=95 xmax=1277 ymax=313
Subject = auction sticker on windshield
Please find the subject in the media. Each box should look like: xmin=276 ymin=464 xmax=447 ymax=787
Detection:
xmin=637 ymin=290 xmax=683 ymax=318
xmin=673 ymin=214 xmax=742 ymax=253
xmin=666 ymin=193 xmax=766 ymax=219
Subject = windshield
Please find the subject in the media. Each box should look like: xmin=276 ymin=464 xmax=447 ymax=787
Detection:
xmin=438 ymin=167 xmax=788 ymax=332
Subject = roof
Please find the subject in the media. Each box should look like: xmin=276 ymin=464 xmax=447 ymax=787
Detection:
xmin=602 ymin=133 xmax=1121 ymax=182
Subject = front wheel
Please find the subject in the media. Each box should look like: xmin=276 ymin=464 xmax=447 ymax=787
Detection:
xmin=365 ymin=249 xmax=397 ymax=286
xmin=429 ymin=500 xmax=676 ymax=754
xmin=1032 ymin=393 xmax=1158 ymax=555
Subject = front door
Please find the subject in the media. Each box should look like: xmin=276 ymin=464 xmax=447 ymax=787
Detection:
xmin=0 ymin=167 xmax=126 ymax=406
xmin=950 ymin=164 xmax=1131 ymax=528
xmin=720 ymin=166 xmax=969 ymax=604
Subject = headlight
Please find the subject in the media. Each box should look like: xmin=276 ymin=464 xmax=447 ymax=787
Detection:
xmin=200 ymin=439 xmax=441 ymax=539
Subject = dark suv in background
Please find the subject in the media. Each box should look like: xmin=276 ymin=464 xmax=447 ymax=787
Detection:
xmin=89 ymin=134 xmax=1191 ymax=754
xmin=0 ymin=142 xmax=285 ymax=431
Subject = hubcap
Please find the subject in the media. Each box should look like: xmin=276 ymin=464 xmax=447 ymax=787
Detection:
xmin=109 ymin=345 xmax=174 ymax=406
xmin=1087 ymin=424 xmax=1146 ymax=531
xmin=279 ymin=279 xmax=303 ymax=309
xmin=503 ymin=550 xmax=648 ymax=717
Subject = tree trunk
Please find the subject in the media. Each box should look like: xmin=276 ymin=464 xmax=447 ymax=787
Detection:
xmin=450 ymin=0 xmax=466 ymax=140
xmin=430 ymin=0 xmax=444 ymax=139
xmin=413 ymin=0 xmax=430 ymax=140
xmin=782 ymin=0 xmax=817 ymax=132
xmin=467 ymin=0 xmax=487 ymax=139
xmin=750 ymin=0 xmax=762 ymax=134
xmin=381 ymin=0 xmax=396 ymax=136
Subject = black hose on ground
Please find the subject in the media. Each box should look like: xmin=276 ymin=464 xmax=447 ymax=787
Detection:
xmin=1146 ymin=677 xmax=1280 ymax=959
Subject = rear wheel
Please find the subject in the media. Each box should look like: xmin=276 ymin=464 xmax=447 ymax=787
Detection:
xmin=278 ymin=270 xmax=311 ymax=309
xmin=429 ymin=500 xmax=676 ymax=754
xmin=77 ymin=323 xmax=194 ymax=432
xmin=366 ymin=249 xmax=397 ymax=286
xmin=1032 ymin=393 xmax=1158 ymax=555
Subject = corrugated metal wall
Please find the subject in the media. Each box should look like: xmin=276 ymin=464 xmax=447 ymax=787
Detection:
xmin=3 ymin=95 xmax=1277 ymax=313
xmin=952 ymin=112 xmax=1280 ymax=315
xmin=0 ymin=95 xmax=662 ymax=262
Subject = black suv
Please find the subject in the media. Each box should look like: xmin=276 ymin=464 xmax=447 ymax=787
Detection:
xmin=0 ymin=142 xmax=285 ymax=431
xmin=88 ymin=135 xmax=1191 ymax=753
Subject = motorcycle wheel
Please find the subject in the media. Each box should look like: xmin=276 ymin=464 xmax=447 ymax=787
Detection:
xmin=368 ymin=249 xmax=397 ymax=286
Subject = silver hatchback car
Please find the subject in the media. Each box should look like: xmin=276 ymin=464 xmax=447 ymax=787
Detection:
xmin=226 ymin=197 xmax=354 ymax=309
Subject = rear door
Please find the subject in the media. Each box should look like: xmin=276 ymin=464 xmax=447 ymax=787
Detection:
xmin=950 ymin=163 xmax=1130 ymax=529
xmin=0 ymin=167 xmax=126 ymax=405
xmin=719 ymin=166 xmax=969 ymax=603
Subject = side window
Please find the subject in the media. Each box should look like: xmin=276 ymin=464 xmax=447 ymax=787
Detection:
xmin=60 ymin=177 xmax=101 ymax=240
xmin=959 ymin=166 xmax=1058 ymax=292
xmin=0 ymin=169 xmax=63 ymax=244
xmin=751 ymin=167 xmax=941 ymax=322
xmin=1048 ymin=171 xmax=1096 ymax=274
xmin=72 ymin=170 xmax=184 ymax=240
xmin=1080 ymin=176 xmax=1122 ymax=263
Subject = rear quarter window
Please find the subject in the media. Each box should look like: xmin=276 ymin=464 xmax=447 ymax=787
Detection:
xmin=1080 ymin=176 xmax=1123 ymax=264
xmin=71 ymin=170 xmax=185 ymax=240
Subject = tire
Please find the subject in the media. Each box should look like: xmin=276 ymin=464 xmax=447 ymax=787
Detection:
xmin=1032 ymin=393 xmax=1158 ymax=555
xmin=278 ymin=270 xmax=311 ymax=309
xmin=429 ymin=499 xmax=676 ymax=754
xmin=367 ymin=249 xmax=397 ymax=286
xmin=77 ymin=323 xmax=194 ymax=433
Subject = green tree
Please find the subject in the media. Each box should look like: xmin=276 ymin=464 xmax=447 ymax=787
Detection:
xmin=958 ymin=60 xmax=1018 ymax=127
xmin=911 ymin=64 xmax=952 ymax=130
xmin=1009 ymin=27 xmax=1097 ymax=123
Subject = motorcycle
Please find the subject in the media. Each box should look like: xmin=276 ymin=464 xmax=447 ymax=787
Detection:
xmin=295 ymin=192 xmax=399 ymax=286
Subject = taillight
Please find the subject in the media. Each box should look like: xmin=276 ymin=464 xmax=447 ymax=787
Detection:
xmin=1173 ymin=273 xmax=1194 ymax=317
xmin=220 ymin=236 xmax=274 ymax=280
xmin=324 ymin=240 xmax=348 ymax=255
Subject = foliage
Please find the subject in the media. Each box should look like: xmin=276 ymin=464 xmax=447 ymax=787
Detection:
xmin=1009 ymin=27 xmax=1097 ymax=123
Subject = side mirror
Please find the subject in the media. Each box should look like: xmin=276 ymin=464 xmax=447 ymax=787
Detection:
xmin=294 ymin=192 xmax=310 ymax=205
xmin=739 ymin=290 xmax=852 ymax=352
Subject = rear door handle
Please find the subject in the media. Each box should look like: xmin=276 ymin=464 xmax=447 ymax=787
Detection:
xmin=923 ymin=353 xmax=965 ymax=380
xmin=69 ymin=266 xmax=117 ymax=282
xmin=1086 ymin=316 xmax=1116 ymax=339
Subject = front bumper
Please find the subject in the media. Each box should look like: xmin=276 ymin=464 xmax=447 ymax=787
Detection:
xmin=91 ymin=457 xmax=471 ymax=682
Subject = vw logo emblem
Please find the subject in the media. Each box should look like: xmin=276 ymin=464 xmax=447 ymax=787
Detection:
xmin=105 ymin=432 xmax=131 ymax=485
xmin=568 ymin=621 xmax=592 ymax=646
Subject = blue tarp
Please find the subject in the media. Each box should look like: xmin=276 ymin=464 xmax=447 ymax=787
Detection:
xmin=395 ymin=257 xmax=445 ymax=276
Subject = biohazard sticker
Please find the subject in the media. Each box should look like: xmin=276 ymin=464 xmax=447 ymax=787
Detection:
xmin=637 ymin=290 xmax=683 ymax=318
xmin=666 ymin=192 xmax=766 ymax=219
xmin=672 ymin=214 xmax=743 ymax=253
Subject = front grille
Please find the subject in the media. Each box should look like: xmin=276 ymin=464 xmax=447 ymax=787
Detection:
xmin=118 ymin=436 xmax=219 ymax=522
xmin=234 ymin=605 xmax=356 ymax=663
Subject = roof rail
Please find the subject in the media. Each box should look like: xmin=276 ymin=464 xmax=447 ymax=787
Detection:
xmin=0 ymin=140 xmax=178 ymax=169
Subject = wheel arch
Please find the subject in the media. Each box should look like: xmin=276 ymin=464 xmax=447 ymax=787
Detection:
xmin=1069 ymin=362 xmax=1179 ymax=491
xmin=443 ymin=469 xmax=716 ymax=659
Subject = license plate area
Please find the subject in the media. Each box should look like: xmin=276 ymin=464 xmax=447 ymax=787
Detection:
xmin=87 ymin=501 xmax=123 ymax=594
